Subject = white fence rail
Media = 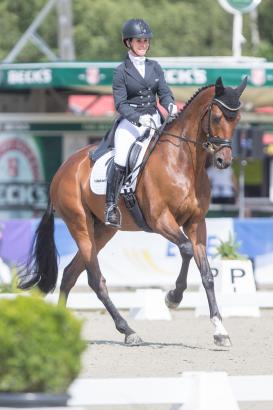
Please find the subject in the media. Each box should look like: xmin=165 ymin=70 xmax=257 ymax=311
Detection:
xmin=45 ymin=290 xmax=273 ymax=310
xmin=68 ymin=373 xmax=273 ymax=409
xmin=2 ymin=289 xmax=272 ymax=319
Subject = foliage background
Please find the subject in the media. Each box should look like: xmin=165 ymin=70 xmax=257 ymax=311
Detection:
xmin=0 ymin=296 xmax=86 ymax=393
xmin=0 ymin=0 xmax=272 ymax=62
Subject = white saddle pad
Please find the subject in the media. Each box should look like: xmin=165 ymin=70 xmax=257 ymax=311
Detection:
xmin=90 ymin=131 xmax=154 ymax=195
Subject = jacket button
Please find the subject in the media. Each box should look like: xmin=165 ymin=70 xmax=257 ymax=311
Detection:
xmin=140 ymin=96 xmax=143 ymax=99
xmin=142 ymin=103 xmax=144 ymax=106
xmin=147 ymin=102 xmax=150 ymax=105
xmin=148 ymin=95 xmax=150 ymax=98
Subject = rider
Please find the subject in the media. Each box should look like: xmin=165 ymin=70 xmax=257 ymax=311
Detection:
xmin=105 ymin=18 xmax=178 ymax=228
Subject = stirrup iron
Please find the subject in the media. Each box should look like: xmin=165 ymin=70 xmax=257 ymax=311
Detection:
xmin=105 ymin=204 xmax=122 ymax=228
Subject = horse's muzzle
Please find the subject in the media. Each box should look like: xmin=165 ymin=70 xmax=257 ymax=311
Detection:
xmin=214 ymin=148 xmax=232 ymax=169
xmin=215 ymin=157 xmax=230 ymax=169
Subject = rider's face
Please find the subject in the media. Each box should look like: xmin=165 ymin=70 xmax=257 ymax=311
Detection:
xmin=130 ymin=38 xmax=149 ymax=57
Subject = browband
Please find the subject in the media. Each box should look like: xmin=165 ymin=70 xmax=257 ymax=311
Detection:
xmin=213 ymin=98 xmax=242 ymax=111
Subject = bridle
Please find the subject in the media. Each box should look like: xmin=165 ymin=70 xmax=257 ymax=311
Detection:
xmin=127 ymin=100 xmax=239 ymax=186
xmin=202 ymin=101 xmax=233 ymax=154
xmin=151 ymin=99 xmax=240 ymax=155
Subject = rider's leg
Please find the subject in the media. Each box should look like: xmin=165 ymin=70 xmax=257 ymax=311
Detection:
xmin=105 ymin=119 xmax=140 ymax=228
xmin=104 ymin=113 xmax=160 ymax=227
xmin=105 ymin=163 xmax=126 ymax=227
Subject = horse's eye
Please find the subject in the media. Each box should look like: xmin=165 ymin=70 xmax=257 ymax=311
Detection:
xmin=212 ymin=115 xmax=221 ymax=124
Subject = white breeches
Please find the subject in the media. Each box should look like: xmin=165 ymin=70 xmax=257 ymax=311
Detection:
xmin=114 ymin=112 xmax=161 ymax=167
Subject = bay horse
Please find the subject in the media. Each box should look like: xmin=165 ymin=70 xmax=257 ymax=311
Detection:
xmin=20 ymin=77 xmax=247 ymax=347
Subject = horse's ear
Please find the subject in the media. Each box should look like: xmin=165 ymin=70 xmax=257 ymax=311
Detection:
xmin=215 ymin=77 xmax=225 ymax=97
xmin=235 ymin=76 xmax=248 ymax=97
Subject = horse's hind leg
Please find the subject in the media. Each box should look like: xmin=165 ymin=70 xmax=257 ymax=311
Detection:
xmin=91 ymin=218 xmax=142 ymax=345
xmin=58 ymin=217 xmax=115 ymax=304
xmin=58 ymin=252 xmax=85 ymax=305
xmin=66 ymin=212 xmax=142 ymax=346
xmin=165 ymin=234 xmax=193 ymax=309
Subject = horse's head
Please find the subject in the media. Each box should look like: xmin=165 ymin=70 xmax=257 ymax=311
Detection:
xmin=202 ymin=76 xmax=247 ymax=169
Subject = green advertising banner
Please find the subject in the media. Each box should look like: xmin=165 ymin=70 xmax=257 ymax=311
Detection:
xmin=0 ymin=133 xmax=63 ymax=217
xmin=0 ymin=61 xmax=272 ymax=89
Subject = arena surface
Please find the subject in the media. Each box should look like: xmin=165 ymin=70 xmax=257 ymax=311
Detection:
xmin=75 ymin=309 xmax=273 ymax=410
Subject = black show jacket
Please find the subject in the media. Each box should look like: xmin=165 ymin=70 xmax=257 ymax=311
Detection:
xmin=112 ymin=55 xmax=174 ymax=126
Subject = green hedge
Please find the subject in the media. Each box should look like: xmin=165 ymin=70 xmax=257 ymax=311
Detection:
xmin=0 ymin=296 xmax=86 ymax=393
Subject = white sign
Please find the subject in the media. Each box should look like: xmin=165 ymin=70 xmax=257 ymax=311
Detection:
xmin=196 ymin=259 xmax=260 ymax=317
xmin=164 ymin=68 xmax=207 ymax=85
xmin=218 ymin=0 xmax=262 ymax=14
xmin=7 ymin=69 xmax=52 ymax=85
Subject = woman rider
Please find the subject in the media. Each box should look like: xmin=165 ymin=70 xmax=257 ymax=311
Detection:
xmin=105 ymin=18 xmax=178 ymax=228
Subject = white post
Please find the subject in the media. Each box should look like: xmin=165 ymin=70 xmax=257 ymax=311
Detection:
xmin=232 ymin=12 xmax=243 ymax=58
xmin=179 ymin=372 xmax=240 ymax=410
xmin=238 ymin=158 xmax=246 ymax=218
xmin=269 ymin=159 xmax=273 ymax=202
xmin=129 ymin=289 xmax=172 ymax=320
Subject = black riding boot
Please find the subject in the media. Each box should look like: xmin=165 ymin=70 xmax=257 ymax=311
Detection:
xmin=105 ymin=164 xmax=126 ymax=228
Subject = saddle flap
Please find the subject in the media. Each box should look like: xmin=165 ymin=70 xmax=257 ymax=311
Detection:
xmin=90 ymin=130 xmax=154 ymax=196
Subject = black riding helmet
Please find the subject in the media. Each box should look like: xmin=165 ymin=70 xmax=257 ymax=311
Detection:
xmin=122 ymin=19 xmax=153 ymax=48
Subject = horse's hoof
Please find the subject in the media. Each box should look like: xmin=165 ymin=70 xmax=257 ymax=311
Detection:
xmin=165 ymin=291 xmax=180 ymax=309
xmin=125 ymin=333 xmax=143 ymax=346
xmin=214 ymin=334 xmax=232 ymax=347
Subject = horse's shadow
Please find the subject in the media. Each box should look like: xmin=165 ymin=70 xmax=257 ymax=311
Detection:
xmin=87 ymin=339 xmax=229 ymax=352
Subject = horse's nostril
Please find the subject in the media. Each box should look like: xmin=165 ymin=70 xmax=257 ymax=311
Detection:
xmin=216 ymin=157 xmax=226 ymax=169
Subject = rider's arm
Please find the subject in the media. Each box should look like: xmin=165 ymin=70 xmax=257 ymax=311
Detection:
xmin=154 ymin=62 xmax=175 ymax=112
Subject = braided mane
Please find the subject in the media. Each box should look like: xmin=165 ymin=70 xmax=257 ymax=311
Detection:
xmin=166 ymin=84 xmax=214 ymax=127
xmin=180 ymin=84 xmax=214 ymax=113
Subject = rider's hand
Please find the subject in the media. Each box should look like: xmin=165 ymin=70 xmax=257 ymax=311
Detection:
xmin=139 ymin=114 xmax=153 ymax=127
xmin=168 ymin=103 xmax=178 ymax=116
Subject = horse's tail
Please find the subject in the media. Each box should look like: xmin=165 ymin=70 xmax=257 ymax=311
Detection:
xmin=19 ymin=201 xmax=58 ymax=294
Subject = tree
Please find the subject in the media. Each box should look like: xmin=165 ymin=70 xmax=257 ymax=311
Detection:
xmin=0 ymin=0 xmax=271 ymax=63
xmin=0 ymin=0 xmax=57 ymax=62
xmin=256 ymin=0 xmax=273 ymax=60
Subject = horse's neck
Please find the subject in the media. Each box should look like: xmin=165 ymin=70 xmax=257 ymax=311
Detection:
xmin=164 ymin=99 xmax=209 ymax=174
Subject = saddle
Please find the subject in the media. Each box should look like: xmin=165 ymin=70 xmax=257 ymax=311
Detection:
xmin=89 ymin=112 xmax=169 ymax=231
xmin=89 ymin=126 xmax=154 ymax=232
xmin=90 ymin=117 xmax=120 ymax=162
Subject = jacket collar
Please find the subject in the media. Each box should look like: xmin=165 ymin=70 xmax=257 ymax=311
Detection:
xmin=124 ymin=55 xmax=147 ymax=86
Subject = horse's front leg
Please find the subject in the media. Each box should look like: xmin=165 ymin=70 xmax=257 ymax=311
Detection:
xmin=153 ymin=211 xmax=194 ymax=308
xmin=165 ymin=234 xmax=193 ymax=309
xmin=186 ymin=220 xmax=231 ymax=347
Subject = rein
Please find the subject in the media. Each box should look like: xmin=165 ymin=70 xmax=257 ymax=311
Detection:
xmin=148 ymin=101 xmax=233 ymax=154
xmin=125 ymin=101 xmax=233 ymax=185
